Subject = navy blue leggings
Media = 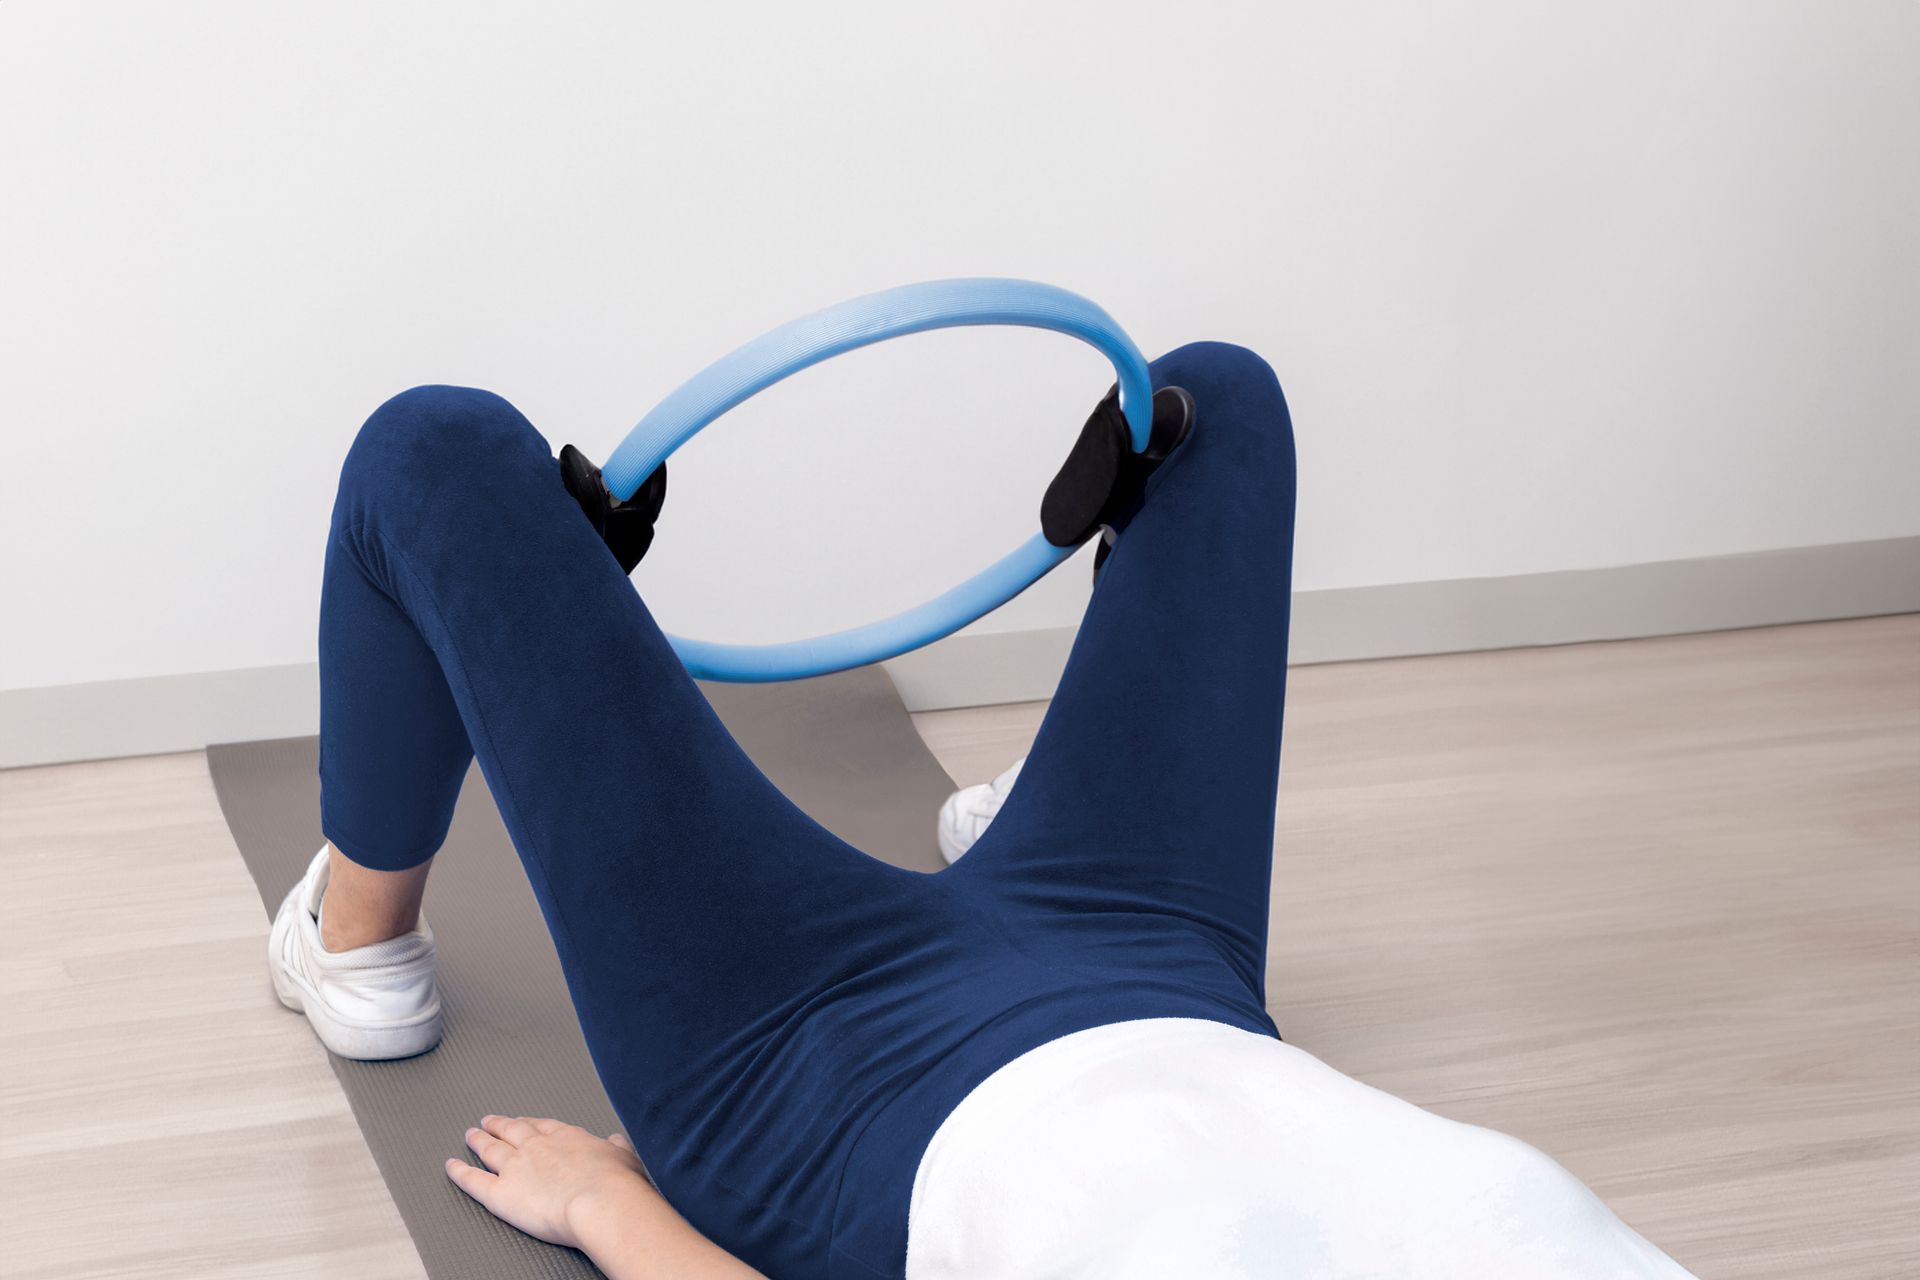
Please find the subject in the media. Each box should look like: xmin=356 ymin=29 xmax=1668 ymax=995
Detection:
xmin=319 ymin=342 xmax=1295 ymax=1279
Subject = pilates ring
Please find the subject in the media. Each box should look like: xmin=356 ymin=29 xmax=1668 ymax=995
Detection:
xmin=600 ymin=278 xmax=1158 ymax=683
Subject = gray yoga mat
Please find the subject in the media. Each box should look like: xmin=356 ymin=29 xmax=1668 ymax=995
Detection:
xmin=208 ymin=666 xmax=957 ymax=1280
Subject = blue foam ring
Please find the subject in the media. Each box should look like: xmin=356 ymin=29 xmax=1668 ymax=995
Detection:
xmin=602 ymin=278 xmax=1155 ymax=682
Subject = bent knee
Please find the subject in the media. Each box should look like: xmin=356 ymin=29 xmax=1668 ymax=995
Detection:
xmin=1155 ymin=341 xmax=1282 ymax=402
xmin=340 ymin=385 xmax=546 ymax=500
xmin=1153 ymin=340 xmax=1288 ymax=434
xmin=1149 ymin=341 xmax=1293 ymax=478
xmin=356 ymin=385 xmax=535 ymax=468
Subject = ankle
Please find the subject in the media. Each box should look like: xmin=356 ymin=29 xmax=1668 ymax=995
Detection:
xmin=318 ymin=899 xmax=419 ymax=952
xmin=318 ymin=843 xmax=432 ymax=952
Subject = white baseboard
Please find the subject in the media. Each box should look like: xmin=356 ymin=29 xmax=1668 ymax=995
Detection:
xmin=893 ymin=536 xmax=1920 ymax=707
xmin=4 ymin=537 xmax=1915 ymax=768
xmin=1 ymin=663 xmax=321 ymax=772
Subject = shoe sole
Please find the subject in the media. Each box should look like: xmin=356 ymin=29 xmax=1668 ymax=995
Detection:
xmin=270 ymin=961 xmax=444 ymax=1061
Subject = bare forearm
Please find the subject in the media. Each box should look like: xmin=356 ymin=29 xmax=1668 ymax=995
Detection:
xmin=569 ymin=1180 xmax=765 ymax=1280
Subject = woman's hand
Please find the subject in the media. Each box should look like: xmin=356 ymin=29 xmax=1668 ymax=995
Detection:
xmin=445 ymin=1115 xmax=653 ymax=1250
xmin=446 ymin=1116 xmax=764 ymax=1278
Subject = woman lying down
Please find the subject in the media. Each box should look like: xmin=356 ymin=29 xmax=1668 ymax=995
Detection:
xmin=269 ymin=346 xmax=1698 ymax=1277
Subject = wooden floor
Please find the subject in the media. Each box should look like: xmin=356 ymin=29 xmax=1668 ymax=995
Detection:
xmin=3 ymin=616 xmax=1915 ymax=1278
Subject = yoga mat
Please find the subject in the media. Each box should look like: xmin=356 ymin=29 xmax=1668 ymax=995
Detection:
xmin=208 ymin=666 xmax=957 ymax=1279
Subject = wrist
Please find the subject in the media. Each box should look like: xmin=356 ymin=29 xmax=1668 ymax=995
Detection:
xmin=564 ymin=1171 xmax=663 ymax=1250
xmin=566 ymin=1170 xmax=765 ymax=1279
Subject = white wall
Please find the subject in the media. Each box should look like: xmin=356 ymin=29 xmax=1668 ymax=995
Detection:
xmin=3 ymin=0 xmax=1916 ymax=693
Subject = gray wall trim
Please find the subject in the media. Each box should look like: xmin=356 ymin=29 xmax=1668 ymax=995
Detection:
xmin=5 ymin=537 xmax=1915 ymax=768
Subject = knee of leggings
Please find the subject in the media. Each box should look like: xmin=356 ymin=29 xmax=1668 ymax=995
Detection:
xmin=339 ymin=384 xmax=544 ymax=504
xmin=1152 ymin=340 xmax=1294 ymax=470
xmin=1155 ymin=341 xmax=1286 ymax=415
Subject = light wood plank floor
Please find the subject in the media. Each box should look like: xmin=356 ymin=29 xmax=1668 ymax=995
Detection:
xmin=3 ymin=616 xmax=1915 ymax=1278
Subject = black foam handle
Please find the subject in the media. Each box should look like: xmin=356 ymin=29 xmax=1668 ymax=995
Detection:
xmin=560 ymin=443 xmax=667 ymax=574
xmin=1040 ymin=385 xmax=1195 ymax=548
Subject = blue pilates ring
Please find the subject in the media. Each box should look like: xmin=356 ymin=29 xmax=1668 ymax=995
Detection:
xmin=602 ymin=278 xmax=1156 ymax=683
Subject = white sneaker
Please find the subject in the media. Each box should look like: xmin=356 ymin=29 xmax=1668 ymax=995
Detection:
xmin=937 ymin=757 xmax=1026 ymax=864
xmin=268 ymin=846 xmax=444 ymax=1060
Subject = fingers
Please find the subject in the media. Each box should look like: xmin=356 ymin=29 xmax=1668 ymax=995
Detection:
xmin=466 ymin=1126 xmax=514 ymax=1171
xmin=480 ymin=1114 xmax=537 ymax=1145
xmin=444 ymin=1158 xmax=501 ymax=1212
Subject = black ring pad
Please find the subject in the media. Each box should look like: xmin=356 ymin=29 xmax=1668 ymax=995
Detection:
xmin=1040 ymin=385 xmax=1196 ymax=572
xmin=559 ymin=444 xmax=667 ymax=574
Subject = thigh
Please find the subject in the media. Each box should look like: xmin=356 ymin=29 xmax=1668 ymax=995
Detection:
xmin=957 ymin=343 xmax=1296 ymax=993
xmin=327 ymin=386 xmax=921 ymax=1110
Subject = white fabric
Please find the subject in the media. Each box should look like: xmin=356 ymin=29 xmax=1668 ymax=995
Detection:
xmin=905 ymin=1018 xmax=1696 ymax=1280
xmin=936 ymin=756 xmax=1025 ymax=863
